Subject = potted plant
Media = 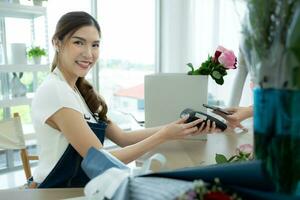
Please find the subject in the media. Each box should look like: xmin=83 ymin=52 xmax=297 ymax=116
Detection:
xmin=27 ymin=46 xmax=46 ymax=64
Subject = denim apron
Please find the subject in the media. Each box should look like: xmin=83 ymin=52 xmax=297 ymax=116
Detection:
xmin=38 ymin=121 xmax=107 ymax=188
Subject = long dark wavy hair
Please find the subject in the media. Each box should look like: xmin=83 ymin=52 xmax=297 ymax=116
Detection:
xmin=51 ymin=11 xmax=109 ymax=123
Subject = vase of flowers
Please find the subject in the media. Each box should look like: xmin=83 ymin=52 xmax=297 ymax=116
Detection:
xmin=242 ymin=0 xmax=300 ymax=195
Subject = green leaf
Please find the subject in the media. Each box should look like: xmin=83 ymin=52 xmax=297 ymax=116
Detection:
xmin=227 ymin=155 xmax=237 ymax=162
xmin=211 ymin=70 xmax=222 ymax=79
xmin=215 ymin=77 xmax=224 ymax=85
xmin=187 ymin=63 xmax=194 ymax=70
xmin=193 ymin=69 xmax=201 ymax=75
xmin=199 ymin=67 xmax=210 ymax=75
xmin=244 ymin=153 xmax=251 ymax=158
xmin=200 ymin=57 xmax=213 ymax=69
xmin=187 ymin=63 xmax=195 ymax=75
xmin=215 ymin=154 xmax=228 ymax=164
xmin=221 ymin=70 xmax=227 ymax=76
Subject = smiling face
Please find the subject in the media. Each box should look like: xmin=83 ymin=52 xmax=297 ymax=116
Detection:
xmin=56 ymin=25 xmax=100 ymax=85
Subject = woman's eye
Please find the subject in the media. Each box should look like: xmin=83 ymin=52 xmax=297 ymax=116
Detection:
xmin=93 ymin=43 xmax=99 ymax=48
xmin=74 ymin=41 xmax=84 ymax=45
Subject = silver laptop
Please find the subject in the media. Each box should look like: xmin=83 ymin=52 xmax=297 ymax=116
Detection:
xmin=144 ymin=73 xmax=208 ymax=139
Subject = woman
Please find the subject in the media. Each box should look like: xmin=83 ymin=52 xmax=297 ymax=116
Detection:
xmin=31 ymin=11 xmax=217 ymax=188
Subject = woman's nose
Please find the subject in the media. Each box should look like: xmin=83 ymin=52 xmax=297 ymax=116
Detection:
xmin=82 ymin=46 xmax=93 ymax=58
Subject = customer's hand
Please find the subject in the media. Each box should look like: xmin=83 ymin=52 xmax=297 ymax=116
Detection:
xmin=213 ymin=106 xmax=253 ymax=131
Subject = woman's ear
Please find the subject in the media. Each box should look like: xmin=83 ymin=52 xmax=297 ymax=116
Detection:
xmin=53 ymin=39 xmax=61 ymax=53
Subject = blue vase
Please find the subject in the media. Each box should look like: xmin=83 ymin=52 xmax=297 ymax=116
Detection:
xmin=254 ymin=88 xmax=300 ymax=195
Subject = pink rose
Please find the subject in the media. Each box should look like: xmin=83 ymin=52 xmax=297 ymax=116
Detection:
xmin=236 ymin=144 xmax=253 ymax=155
xmin=213 ymin=45 xmax=237 ymax=69
xmin=218 ymin=50 xmax=237 ymax=69
xmin=216 ymin=45 xmax=227 ymax=53
xmin=212 ymin=46 xmax=226 ymax=63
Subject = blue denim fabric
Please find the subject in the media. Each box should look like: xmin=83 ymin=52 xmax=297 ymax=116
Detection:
xmin=81 ymin=147 xmax=129 ymax=179
xmin=38 ymin=121 xmax=107 ymax=188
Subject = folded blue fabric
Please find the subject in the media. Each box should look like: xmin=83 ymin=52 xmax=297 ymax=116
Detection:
xmin=141 ymin=160 xmax=274 ymax=191
xmin=81 ymin=147 xmax=129 ymax=179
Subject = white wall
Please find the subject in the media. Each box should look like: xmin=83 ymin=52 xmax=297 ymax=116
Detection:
xmin=158 ymin=0 xmax=196 ymax=73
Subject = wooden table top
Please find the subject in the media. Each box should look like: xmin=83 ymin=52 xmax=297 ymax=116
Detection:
xmin=138 ymin=119 xmax=254 ymax=171
xmin=0 ymin=188 xmax=84 ymax=200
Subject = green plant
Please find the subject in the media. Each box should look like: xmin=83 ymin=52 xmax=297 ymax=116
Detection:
xmin=215 ymin=151 xmax=252 ymax=164
xmin=215 ymin=144 xmax=253 ymax=164
xmin=27 ymin=46 xmax=46 ymax=58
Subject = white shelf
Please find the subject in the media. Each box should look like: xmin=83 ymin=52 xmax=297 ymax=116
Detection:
xmin=0 ymin=93 xmax=34 ymax=108
xmin=0 ymin=64 xmax=50 ymax=73
xmin=0 ymin=2 xmax=46 ymax=19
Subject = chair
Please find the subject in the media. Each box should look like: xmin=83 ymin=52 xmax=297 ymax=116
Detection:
xmin=0 ymin=113 xmax=38 ymax=180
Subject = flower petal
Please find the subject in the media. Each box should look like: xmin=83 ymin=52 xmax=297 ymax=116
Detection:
xmin=213 ymin=51 xmax=222 ymax=63
xmin=218 ymin=50 xmax=237 ymax=69
xmin=216 ymin=45 xmax=227 ymax=52
xmin=237 ymin=144 xmax=253 ymax=154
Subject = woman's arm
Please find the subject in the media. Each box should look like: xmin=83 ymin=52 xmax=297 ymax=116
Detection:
xmin=106 ymin=117 xmax=207 ymax=164
xmin=107 ymin=118 xmax=220 ymax=147
xmin=105 ymin=123 xmax=164 ymax=147
xmin=48 ymin=107 xmax=205 ymax=164
xmin=47 ymin=108 xmax=102 ymax=157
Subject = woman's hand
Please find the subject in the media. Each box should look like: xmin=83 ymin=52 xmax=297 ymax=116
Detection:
xmin=157 ymin=116 xmax=219 ymax=141
xmin=213 ymin=106 xmax=253 ymax=130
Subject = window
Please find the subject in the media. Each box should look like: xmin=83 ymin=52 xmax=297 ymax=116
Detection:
xmin=0 ymin=150 xmax=7 ymax=170
xmin=195 ymin=0 xmax=249 ymax=106
xmin=0 ymin=21 xmax=3 ymax=65
xmin=97 ymin=0 xmax=155 ymax=126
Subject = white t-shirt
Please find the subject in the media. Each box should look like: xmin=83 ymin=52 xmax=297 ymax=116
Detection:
xmin=31 ymin=67 xmax=96 ymax=183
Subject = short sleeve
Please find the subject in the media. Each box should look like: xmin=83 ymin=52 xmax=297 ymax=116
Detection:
xmin=32 ymin=76 xmax=82 ymax=124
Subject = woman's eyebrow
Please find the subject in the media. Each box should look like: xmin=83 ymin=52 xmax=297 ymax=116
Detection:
xmin=71 ymin=36 xmax=86 ymax=41
xmin=71 ymin=36 xmax=99 ymax=43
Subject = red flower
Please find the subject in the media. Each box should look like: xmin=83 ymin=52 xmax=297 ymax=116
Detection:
xmin=204 ymin=191 xmax=232 ymax=200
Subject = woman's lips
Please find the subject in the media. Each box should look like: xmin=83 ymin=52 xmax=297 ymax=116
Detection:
xmin=76 ymin=61 xmax=92 ymax=69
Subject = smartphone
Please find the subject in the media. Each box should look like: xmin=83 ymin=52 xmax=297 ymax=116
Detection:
xmin=202 ymin=104 xmax=232 ymax=115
